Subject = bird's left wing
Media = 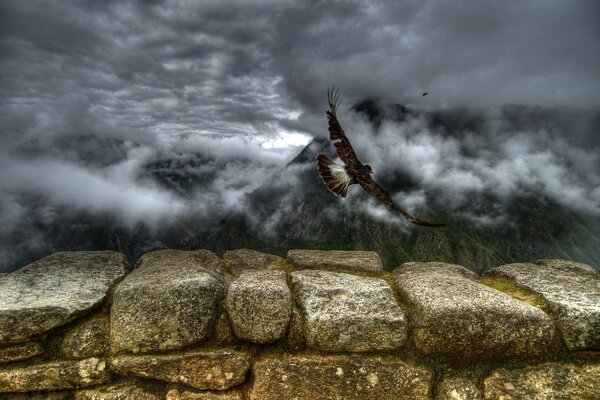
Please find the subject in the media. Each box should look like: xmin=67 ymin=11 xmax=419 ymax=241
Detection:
xmin=326 ymin=88 xmax=361 ymax=169
xmin=357 ymin=175 xmax=446 ymax=227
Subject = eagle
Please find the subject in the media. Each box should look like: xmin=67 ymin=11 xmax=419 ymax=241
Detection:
xmin=316 ymin=88 xmax=446 ymax=227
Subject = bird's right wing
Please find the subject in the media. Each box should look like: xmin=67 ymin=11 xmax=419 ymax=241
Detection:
xmin=357 ymin=175 xmax=446 ymax=227
xmin=326 ymin=88 xmax=361 ymax=169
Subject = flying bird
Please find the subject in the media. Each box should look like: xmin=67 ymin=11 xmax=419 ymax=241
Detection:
xmin=422 ymin=92 xmax=428 ymax=96
xmin=316 ymin=88 xmax=446 ymax=227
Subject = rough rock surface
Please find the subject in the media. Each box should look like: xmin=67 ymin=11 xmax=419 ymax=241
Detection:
xmin=110 ymin=250 xmax=227 ymax=354
xmin=482 ymin=362 xmax=600 ymax=399
xmin=0 ymin=357 xmax=109 ymax=392
xmin=0 ymin=342 xmax=43 ymax=363
xmin=167 ymin=388 xmax=244 ymax=400
xmin=250 ymin=354 xmax=432 ymax=400
xmin=486 ymin=259 xmax=600 ymax=350
xmin=0 ymin=251 xmax=128 ymax=344
xmin=226 ymin=270 xmax=291 ymax=343
xmin=75 ymin=380 xmax=161 ymax=399
xmin=110 ymin=348 xmax=250 ymax=390
xmin=287 ymin=250 xmax=383 ymax=272
xmin=0 ymin=392 xmax=72 ymax=400
xmin=62 ymin=313 xmax=110 ymax=359
xmin=221 ymin=249 xmax=286 ymax=276
xmin=291 ymin=270 xmax=406 ymax=352
xmin=394 ymin=262 xmax=554 ymax=360
xmin=436 ymin=377 xmax=482 ymax=400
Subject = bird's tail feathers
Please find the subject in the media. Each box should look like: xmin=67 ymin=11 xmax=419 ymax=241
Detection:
xmin=316 ymin=153 xmax=352 ymax=198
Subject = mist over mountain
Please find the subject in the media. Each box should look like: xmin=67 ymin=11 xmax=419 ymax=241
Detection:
xmin=2 ymin=100 xmax=599 ymax=272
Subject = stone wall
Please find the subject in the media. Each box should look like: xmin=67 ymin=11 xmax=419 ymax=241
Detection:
xmin=0 ymin=249 xmax=598 ymax=399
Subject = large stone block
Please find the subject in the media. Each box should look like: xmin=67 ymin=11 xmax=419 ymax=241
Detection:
xmin=221 ymin=249 xmax=285 ymax=276
xmin=0 ymin=251 xmax=128 ymax=344
xmin=226 ymin=270 xmax=291 ymax=343
xmin=436 ymin=377 xmax=482 ymax=400
xmin=486 ymin=259 xmax=600 ymax=350
xmin=287 ymin=250 xmax=383 ymax=272
xmin=110 ymin=348 xmax=250 ymax=391
xmin=394 ymin=262 xmax=555 ymax=360
xmin=291 ymin=270 xmax=406 ymax=352
xmin=110 ymin=250 xmax=227 ymax=354
xmin=482 ymin=363 xmax=600 ymax=399
xmin=0 ymin=357 xmax=109 ymax=392
xmin=250 ymin=354 xmax=432 ymax=400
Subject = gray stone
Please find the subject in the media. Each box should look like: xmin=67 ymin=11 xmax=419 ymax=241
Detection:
xmin=287 ymin=250 xmax=383 ymax=272
xmin=226 ymin=270 xmax=291 ymax=343
xmin=0 ymin=251 xmax=128 ymax=344
xmin=291 ymin=270 xmax=406 ymax=352
xmin=436 ymin=377 xmax=482 ymax=400
xmin=222 ymin=249 xmax=285 ymax=276
xmin=62 ymin=313 xmax=109 ymax=359
xmin=75 ymin=380 xmax=160 ymax=400
xmin=110 ymin=348 xmax=250 ymax=391
xmin=110 ymin=249 xmax=227 ymax=354
xmin=482 ymin=362 xmax=600 ymax=399
xmin=394 ymin=262 xmax=555 ymax=360
xmin=0 ymin=342 xmax=43 ymax=363
xmin=250 ymin=354 xmax=432 ymax=400
xmin=0 ymin=357 xmax=110 ymax=392
xmin=167 ymin=388 xmax=244 ymax=400
xmin=486 ymin=260 xmax=600 ymax=350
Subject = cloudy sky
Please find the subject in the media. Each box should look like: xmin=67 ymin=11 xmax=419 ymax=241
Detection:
xmin=1 ymin=0 xmax=600 ymax=269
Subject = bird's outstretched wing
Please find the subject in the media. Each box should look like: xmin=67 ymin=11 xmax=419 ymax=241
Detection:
xmin=326 ymin=88 xmax=361 ymax=169
xmin=357 ymin=175 xmax=446 ymax=227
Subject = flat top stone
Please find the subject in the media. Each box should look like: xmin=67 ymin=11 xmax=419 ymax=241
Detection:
xmin=486 ymin=260 xmax=600 ymax=350
xmin=110 ymin=249 xmax=227 ymax=354
xmin=394 ymin=262 xmax=554 ymax=360
xmin=222 ymin=249 xmax=285 ymax=276
xmin=291 ymin=270 xmax=406 ymax=352
xmin=287 ymin=250 xmax=383 ymax=272
xmin=0 ymin=251 xmax=128 ymax=344
xmin=122 ymin=249 xmax=227 ymax=291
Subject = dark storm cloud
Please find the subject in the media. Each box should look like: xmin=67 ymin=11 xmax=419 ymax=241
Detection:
xmin=1 ymin=0 xmax=599 ymax=270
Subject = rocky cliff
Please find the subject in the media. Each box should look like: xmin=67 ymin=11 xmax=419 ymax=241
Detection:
xmin=0 ymin=249 xmax=598 ymax=399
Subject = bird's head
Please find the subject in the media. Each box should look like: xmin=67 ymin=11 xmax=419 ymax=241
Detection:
xmin=365 ymin=164 xmax=374 ymax=174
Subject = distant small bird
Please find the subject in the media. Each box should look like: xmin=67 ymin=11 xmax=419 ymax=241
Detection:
xmin=316 ymin=88 xmax=445 ymax=227
xmin=422 ymin=92 xmax=428 ymax=96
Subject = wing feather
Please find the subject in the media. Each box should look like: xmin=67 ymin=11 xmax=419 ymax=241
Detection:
xmin=327 ymin=88 xmax=361 ymax=169
xmin=357 ymin=175 xmax=446 ymax=227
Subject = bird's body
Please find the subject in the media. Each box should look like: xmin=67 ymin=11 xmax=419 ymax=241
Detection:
xmin=316 ymin=88 xmax=445 ymax=227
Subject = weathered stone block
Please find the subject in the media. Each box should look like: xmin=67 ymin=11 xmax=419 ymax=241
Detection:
xmin=75 ymin=380 xmax=160 ymax=399
xmin=291 ymin=270 xmax=406 ymax=352
xmin=394 ymin=262 xmax=554 ymax=360
xmin=110 ymin=250 xmax=227 ymax=354
xmin=62 ymin=313 xmax=109 ymax=359
xmin=222 ymin=249 xmax=285 ymax=276
xmin=436 ymin=377 xmax=482 ymax=400
xmin=0 ymin=357 xmax=110 ymax=392
xmin=486 ymin=259 xmax=600 ymax=350
xmin=482 ymin=363 xmax=600 ymax=399
xmin=110 ymin=348 xmax=250 ymax=391
xmin=287 ymin=250 xmax=383 ymax=272
xmin=0 ymin=251 xmax=128 ymax=344
xmin=0 ymin=342 xmax=43 ymax=363
xmin=226 ymin=270 xmax=291 ymax=343
xmin=250 ymin=354 xmax=432 ymax=400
